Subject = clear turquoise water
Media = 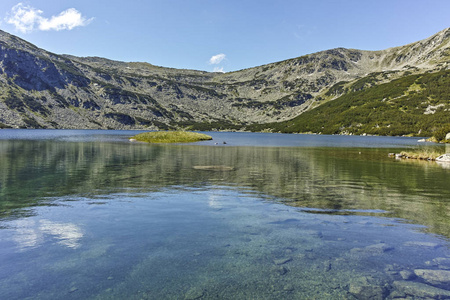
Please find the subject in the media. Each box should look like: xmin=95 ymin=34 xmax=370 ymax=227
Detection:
xmin=0 ymin=130 xmax=449 ymax=299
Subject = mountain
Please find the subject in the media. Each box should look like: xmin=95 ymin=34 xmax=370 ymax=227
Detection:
xmin=0 ymin=28 xmax=449 ymax=132
xmin=255 ymin=69 xmax=450 ymax=138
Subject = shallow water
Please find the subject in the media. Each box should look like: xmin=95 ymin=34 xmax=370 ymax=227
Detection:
xmin=0 ymin=130 xmax=449 ymax=299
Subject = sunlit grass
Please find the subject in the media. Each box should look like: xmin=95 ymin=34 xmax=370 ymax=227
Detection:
xmin=131 ymin=131 xmax=212 ymax=143
xmin=399 ymin=149 xmax=443 ymax=160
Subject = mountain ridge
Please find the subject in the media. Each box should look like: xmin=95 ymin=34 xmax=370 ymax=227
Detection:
xmin=0 ymin=28 xmax=449 ymax=131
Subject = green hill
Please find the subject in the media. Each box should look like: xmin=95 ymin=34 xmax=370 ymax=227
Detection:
xmin=256 ymin=70 xmax=450 ymax=138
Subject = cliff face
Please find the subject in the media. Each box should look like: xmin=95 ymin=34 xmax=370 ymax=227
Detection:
xmin=0 ymin=28 xmax=449 ymax=130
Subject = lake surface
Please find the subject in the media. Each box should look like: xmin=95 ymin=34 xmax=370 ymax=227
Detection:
xmin=0 ymin=130 xmax=449 ymax=299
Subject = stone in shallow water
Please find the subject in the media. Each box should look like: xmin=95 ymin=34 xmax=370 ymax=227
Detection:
xmin=184 ymin=287 xmax=204 ymax=300
xmin=269 ymin=218 xmax=300 ymax=225
xmin=399 ymin=270 xmax=415 ymax=280
xmin=365 ymin=243 xmax=394 ymax=254
xmin=284 ymin=247 xmax=296 ymax=254
xmin=414 ymin=269 xmax=450 ymax=285
xmin=273 ymin=257 xmax=292 ymax=265
xmin=350 ymin=243 xmax=394 ymax=256
xmin=404 ymin=241 xmax=440 ymax=249
xmin=277 ymin=266 xmax=289 ymax=276
xmin=301 ymin=229 xmax=323 ymax=238
xmin=434 ymin=257 xmax=450 ymax=270
xmin=323 ymin=260 xmax=332 ymax=272
xmin=393 ymin=281 xmax=450 ymax=298
xmin=384 ymin=264 xmax=400 ymax=275
xmin=348 ymin=276 xmax=387 ymax=300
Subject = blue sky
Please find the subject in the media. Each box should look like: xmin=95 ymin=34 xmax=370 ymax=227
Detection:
xmin=1 ymin=0 xmax=449 ymax=72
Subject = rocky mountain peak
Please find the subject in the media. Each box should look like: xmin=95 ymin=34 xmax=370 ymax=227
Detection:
xmin=0 ymin=28 xmax=449 ymax=130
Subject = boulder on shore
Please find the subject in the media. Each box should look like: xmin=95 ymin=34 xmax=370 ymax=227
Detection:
xmin=436 ymin=153 xmax=450 ymax=162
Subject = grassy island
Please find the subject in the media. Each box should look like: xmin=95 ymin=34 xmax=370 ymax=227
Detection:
xmin=131 ymin=131 xmax=213 ymax=144
xmin=392 ymin=149 xmax=444 ymax=161
xmin=399 ymin=150 xmax=443 ymax=160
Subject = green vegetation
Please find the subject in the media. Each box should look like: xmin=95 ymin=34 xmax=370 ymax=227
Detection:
xmin=431 ymin=124 xmax=450 ymax=142
xmin=131 ymin=131 xmax=212 ymax=143
xmin=257 ymin=70 xmax=450 ymax=137
xmin=398 ymin=149 xmax=444 ymax=160
xmin=325 ymin=81 xmax=348 ymax=97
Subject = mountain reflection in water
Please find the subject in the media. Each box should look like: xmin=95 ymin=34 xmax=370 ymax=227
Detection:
xmin=1 ymin=138 xmax=449 ymax=237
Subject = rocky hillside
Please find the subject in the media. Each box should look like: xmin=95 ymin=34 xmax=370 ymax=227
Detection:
xmin=0 ymin=28 xmax=449 ymax=130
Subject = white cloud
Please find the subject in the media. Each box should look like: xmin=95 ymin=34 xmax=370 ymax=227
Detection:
xmin=5 ymin=3 xmax=42 ymax=33
xmin=39 ymin=8 xmax=92 ymax=31
xmin=209 ymin=53 xmax=226 ymax=65
xmin=5 ymin=3 xmax=92 ymax=33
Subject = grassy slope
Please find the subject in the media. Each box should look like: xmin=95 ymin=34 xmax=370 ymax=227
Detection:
xmin=255 ymin=70 xmax=450 ymax=138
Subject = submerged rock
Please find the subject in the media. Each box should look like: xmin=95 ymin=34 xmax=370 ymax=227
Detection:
xmin=434 ymin=257 xmax=450 ymax=270
xmin=348 ymin=276 xmax=388 ymax=300
xmin=393 ymin=280 xmax=450 ymax=298
xmin=269 ymin=218 xmax=301 ymax=225
xmin=185 ymin=287 xmax=204 ymax=300
xmin=283 ymin=283 xmax=294 ymax=291
xmin=364 ymin=243 xmax=394 ymax=254
xmin=350 ymin=243 xmax=394 ymax=256
xmin=284 ymin=247 xmax=296 ymax=254
xmin=414 ymin=269 xmax=450 ymax=285
xmin=384 ymin=264 xmax=399 ymax=275
xmin=299 ymin=229 xmax=323 ymax=238
xmin=425 ymin=257 xmax=450 ymax=269
xmin=399 ymin=270 xmax=416 ymax=280
xmin=273 ymin=257 xmax=292 ymax=265
xmin=323 ymin=260 xmax=332 ymax=272
xmin=277 ymin=266 xmax=289 ymax=276
xmin=404 ymin=241 xmax=440 ymax=249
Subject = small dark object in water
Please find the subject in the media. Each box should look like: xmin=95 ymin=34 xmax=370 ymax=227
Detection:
xmin=223 ymin=141 xmax=227 ymax=144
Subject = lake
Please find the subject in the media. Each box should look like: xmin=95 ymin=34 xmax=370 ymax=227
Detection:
xmin=0 ymin=129 xmax=449 ymax=299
